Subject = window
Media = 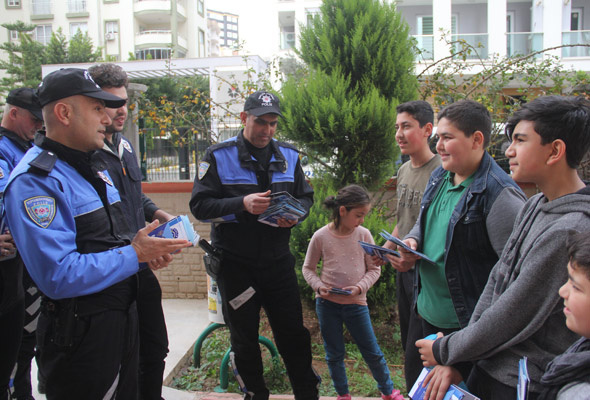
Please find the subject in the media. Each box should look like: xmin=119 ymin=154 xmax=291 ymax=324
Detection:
xmin=105 ymin=21 xmax=118 ymax=34
xmin=32 ymin=0 xmax=51 ymax=15
xmin=135 ymin=48 xmax=171 ymax=60
xmin=70 ymin=22 xmax=88 ymax=37
xmin=68 ymin=0 xmax=86 ymax=13
xmin=7 ymin=0 xmax=21 ymax=8
xmin=198 ymin=29 xmax=205 ymax=57
xmin=34 ymin=25 xmax=52 ymax=45
xmin=571 ymin=8 xmax=583 ymax=31
xmin=197 ymin=0 xmax=204 ymax=17
xmin=9 ymin=30 xmax=19 ymax=41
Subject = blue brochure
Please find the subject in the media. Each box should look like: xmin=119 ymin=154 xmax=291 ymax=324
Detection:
xmin=148 ymin=215 xmax=199 ymax=246
xmin=257 ymin=191 xmax=306 ymax=227
xmin=409 ymin=367 xmax=480 ymax=400
xmin=517 ymin=357 xmax=529 ymax=400
xmin=379 ymin=230 xmax=436 ymax=265
xmin=358 ymin=241 xmax=401 ymax=261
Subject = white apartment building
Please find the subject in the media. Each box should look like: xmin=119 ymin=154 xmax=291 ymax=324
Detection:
xmin=0 ymin=0 xmax=209 ymax=61
xmin=232 ymin=0 xmax=590 ymax=73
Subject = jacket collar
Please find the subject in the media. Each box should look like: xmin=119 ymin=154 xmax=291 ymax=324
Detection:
xmin=0 ymin=126 xmax=34 ymax=152
xmin=236 ymin=130 xmax=287 ymax=172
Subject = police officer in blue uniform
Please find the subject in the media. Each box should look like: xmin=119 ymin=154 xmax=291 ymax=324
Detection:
xmin=0 ymin=88 xmax=43 ymax=400
xmin=3 ymin=68 xmax=191 ymax=400
xmin=190 ymin=91 xmax=319 ymax=400
xmin=89 ymin=63 xmax=174 ymax=400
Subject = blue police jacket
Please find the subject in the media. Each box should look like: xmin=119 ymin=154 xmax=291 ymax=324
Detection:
xmin=4 ymin=135 xmax=140 ymax=304
xmin=407 ymin=152 xmax=526 ymax=327
xmin=190 ymin=131 xmax=314 ymax=263
xmin=0 ymin=127 xmax=32 ymax=314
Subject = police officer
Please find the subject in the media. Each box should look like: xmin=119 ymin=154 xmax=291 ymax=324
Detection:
xmin=0 ymin=88 xmax=43 ymax=400
xmin=89 ymin=63 xmax=173 ymax=400
xmin=3 ymin=68 xmax=191 ymax=399
xmin=190 ymin=91 xmax=319 ymax=400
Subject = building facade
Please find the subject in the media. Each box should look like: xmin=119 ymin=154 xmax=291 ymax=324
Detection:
xmin=207 ymin=8 xmax=238 ymax=57
xmin=0 ymin=0 xmax=209 ymax=61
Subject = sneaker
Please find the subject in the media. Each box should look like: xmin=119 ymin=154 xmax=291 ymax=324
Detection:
xmin=381 ymin=389 xmax=404 ymax=400
xmin=337 ymin=394 xmax=351 ymax=400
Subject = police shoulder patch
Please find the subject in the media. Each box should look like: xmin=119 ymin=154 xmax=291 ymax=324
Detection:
xmin=198 ymin=162 xmax=210 ymax=180
xmin=0 ymin=167 xmax=4 ymax=179
xmin=122 ymin=139 xmax=133 ymax=154
xmin=97 ymin=171 xmax=113 ymax=186
xmin=24 ymin=196 xmax=56 ymax=229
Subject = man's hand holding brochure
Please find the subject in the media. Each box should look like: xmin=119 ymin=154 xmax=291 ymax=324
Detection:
xmin=257 ymin=191 xmax=306 ymax=227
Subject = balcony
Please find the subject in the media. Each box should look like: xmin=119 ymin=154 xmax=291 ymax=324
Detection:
xmin=451 ymin=33 xmax=488 ymax=60
xmin=506 ymin=32 xmax=543 ymax=59
xmin=414 ymin=35 xmax=434 ymax=60
xmin=135 ymin=30 xmax=187 ymax=51
xmin=31 ymin=0 xmax=51 ymax=16
xmin=134 ymin=0 xmax=186 ymax=24
xmin=562 ymin=31 xmax=590 ymax=58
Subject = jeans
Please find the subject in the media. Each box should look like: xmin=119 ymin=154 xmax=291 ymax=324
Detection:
xmin=316 ymin=298 xmax=393 ymax=396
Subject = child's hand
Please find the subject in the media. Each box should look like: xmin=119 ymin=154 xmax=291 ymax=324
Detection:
xmin=371 ymin=254 xmax=386 ymax=266
xmin=422 ymin=365 xmax=463 ymax=400
xmin=342 ymin=285 xmax=361 ymax=296
xmin=318 ymin=286 xmax=331 ymax=296
xmin=416 ymin=332 xmax=443 ymax=366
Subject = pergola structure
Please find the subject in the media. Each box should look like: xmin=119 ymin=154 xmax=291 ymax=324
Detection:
xmin=41 ymin=56 xmax=268 ymax=160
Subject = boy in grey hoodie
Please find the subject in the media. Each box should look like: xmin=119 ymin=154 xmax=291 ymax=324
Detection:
xmin=415 ymin=96 xmax=590 ymax=400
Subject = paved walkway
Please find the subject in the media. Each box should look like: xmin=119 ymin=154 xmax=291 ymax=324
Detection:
xmin=27 ymin=298 xmax=399 ymax=400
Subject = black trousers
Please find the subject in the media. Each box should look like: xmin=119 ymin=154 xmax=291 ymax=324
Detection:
xmin=396 ymin=269 xmax=424 ymax=391
xmin=217 ymin=253 xmax=319 ymax=400
xmin=467 ymin=365 xmax=538 ymax=400
xmin=136 ymin=268 xmax=169 ymax=400
xmin=12 ymin=269 xmax=41 ymax=399
xmin=0 ymin=300 xmax=24 ymax=400
xmin=37 ymin=302 xmax=139 ymax=400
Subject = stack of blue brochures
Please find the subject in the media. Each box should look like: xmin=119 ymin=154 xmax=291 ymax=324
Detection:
xmin=257 ymin=191 xmax=306 ymax=227
xmin=409 ymin=367 xmax=480 ymax=400
xmin=379 ymin=230 xmax=436 ymax=265
xmin=358 ymin=241 xmax=401 ymax=261
xmin=148 ymin=215 xmax=200 ymax=246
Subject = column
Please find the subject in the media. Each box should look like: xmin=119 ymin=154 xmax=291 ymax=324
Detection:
xmin=488 ymin=0 xmax=507 ymax=57
xmin=542 ymin=0 xmax=563 ymax=58
xmin=433 ymin=0 xmax=452 ymax=61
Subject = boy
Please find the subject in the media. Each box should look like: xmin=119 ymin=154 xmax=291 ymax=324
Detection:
xmin=383 ymin=100 xmax=441 ymax=388
xmin=398 ymin=99 xmax=526 ymax=381
xmin=416 ymin=96 xmax=590 ymax=400
xmin=539 ymin=231 xmax=590 ymax=399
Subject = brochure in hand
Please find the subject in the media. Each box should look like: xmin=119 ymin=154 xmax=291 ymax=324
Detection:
xmin=358 ymin=241 xmax=401 ymax=262
xmin=257 ymin=191 xmax=306 ymax=227
xmin=409 ymin=367 xmax=480 ymax=400
xmin=517 ymin=357 xmax=530 ymax=400
xmin=379 ymin=230 xmax=436 ymax=265
xmin=148 ymin=215 xmax=200 ymax=247
xmin=329 ymin=288 xmax=352 ymax=295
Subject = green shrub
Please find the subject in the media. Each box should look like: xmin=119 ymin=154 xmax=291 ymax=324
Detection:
xmin=290 ymin=180 xmax=396 ymax=319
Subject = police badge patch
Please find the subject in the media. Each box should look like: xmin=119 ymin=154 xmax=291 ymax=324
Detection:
xmin=198 ymin=162 xmax=210 ymax=180
xmin=24 ymin=196 xmax=56 ymax=229
xmin=97 ymin=171 xmax=114 ymax=186
xmin=122 ymin=139 xmax=133 ymax=154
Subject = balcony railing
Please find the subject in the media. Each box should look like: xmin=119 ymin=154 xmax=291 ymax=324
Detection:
xmin=31 ymin=0 xmax=51 ymax=15
xmin=562 ymin=31 xmax=590 ymax=58
xmin=506 ymin=32 xmax=543 ymax=58
xmin=68 ymin=0 xmax=86 ymax=13
xmin=413 ymin=35 xmax=434 ymax=60
xmin=451 ymin=33 xmax=488 ymax=60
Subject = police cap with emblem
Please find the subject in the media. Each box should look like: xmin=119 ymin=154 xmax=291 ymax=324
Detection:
xmin=243 ymin=91 xmax=283 ymax=117
xmin=37 ymin=68 xmax=126 ymax=108
xmin=6 ymin=87 xmax=43 ymax=121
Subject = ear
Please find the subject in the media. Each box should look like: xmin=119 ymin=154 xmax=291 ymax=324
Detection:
xmin=472 ymin=131 xmax=484 ymax=149
xmin=422 ymin=122 xmax=433 ymax=138
xmin=8 ymin=107 xmax=19 ymax=120
xmin=546 ymin=139 xmax=566 ymax=166
xmin=240 ymin=111 xmax=248 ymax=125
xmin=338 ymin=205 xmax=347 ymax=217
xmin=53 ymin=102 xmax=73 ymax=126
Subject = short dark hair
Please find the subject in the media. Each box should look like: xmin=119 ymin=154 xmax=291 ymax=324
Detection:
xmin=396 ymin=100 xmax=434 ymax=127
xmin=88 ymin=63 xmax=129 ymax=89
xmin=323 ymin=184 xmax=370 ymax=228
xmin=505 ymin=96 xmax=590 ymax=169
xmin=567 ymin=231 xmax=590 ymax=280
xmin=438 ymin=100 xmax=492 ymax=147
